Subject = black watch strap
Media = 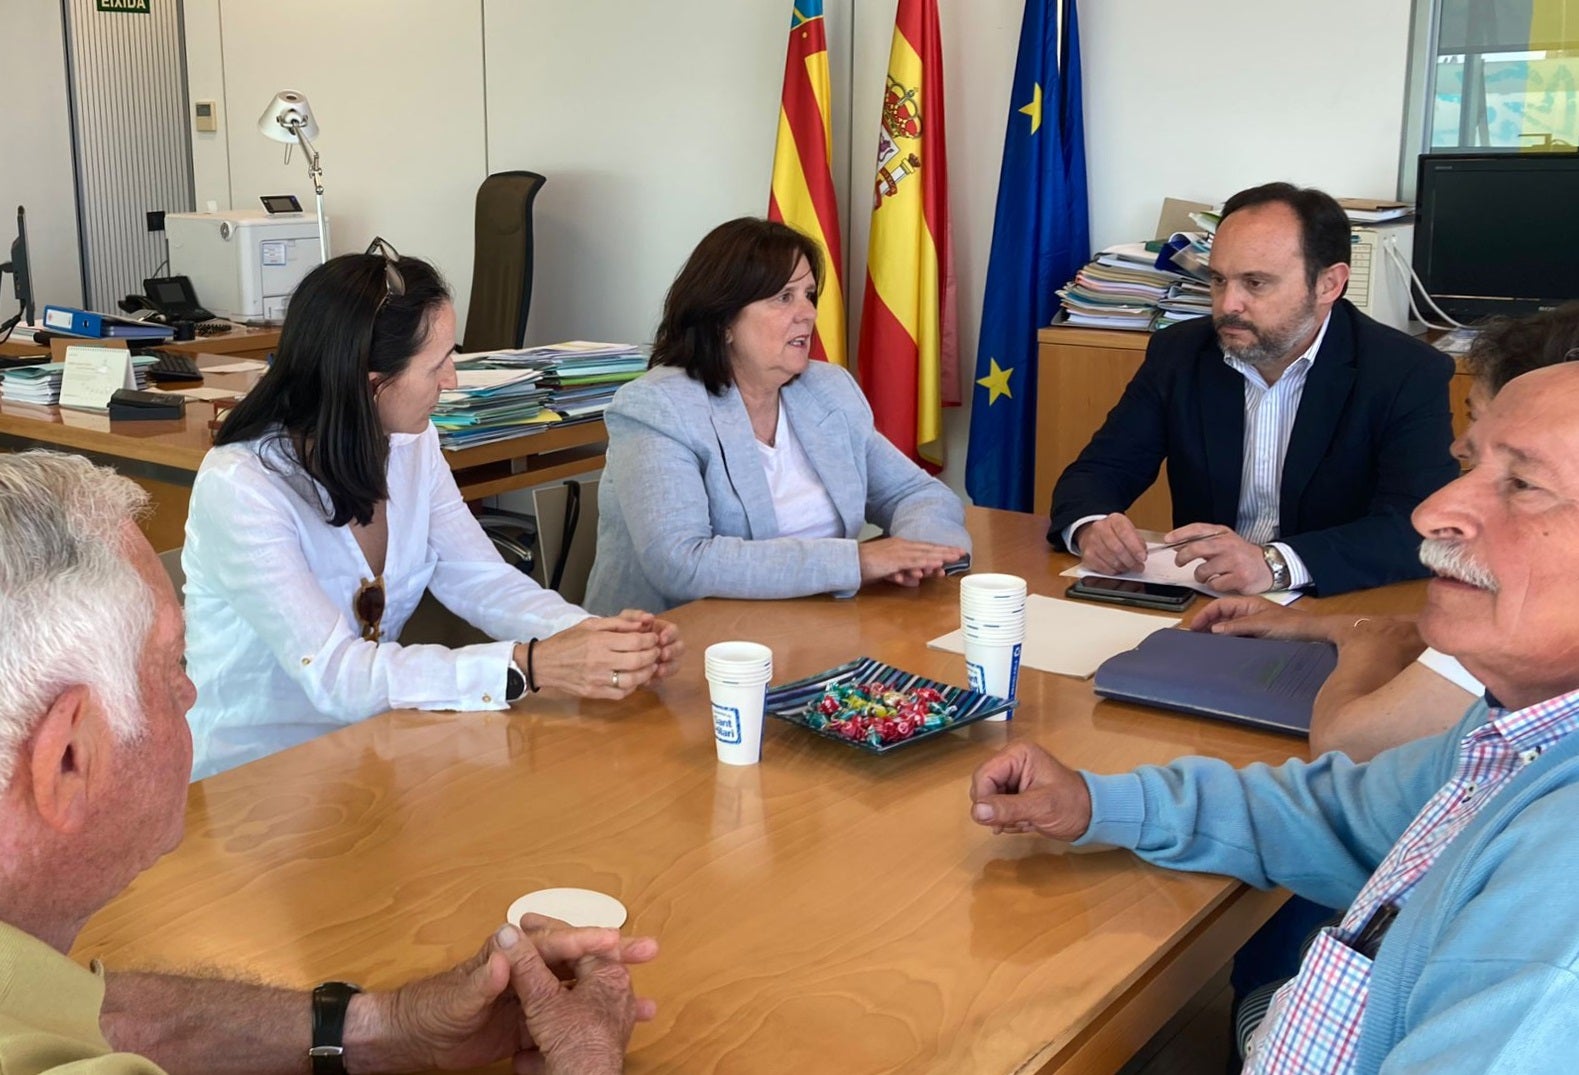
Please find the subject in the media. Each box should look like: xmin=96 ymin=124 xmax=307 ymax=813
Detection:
xmin=310 ymin=981 xmax=362 ymax=1075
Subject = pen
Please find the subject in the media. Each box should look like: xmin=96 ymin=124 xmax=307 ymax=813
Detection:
xmin=1147 ymin=530 xmax=1226 ymax=552
xmin=1352 ymin=901 xmax=1400 ymax=959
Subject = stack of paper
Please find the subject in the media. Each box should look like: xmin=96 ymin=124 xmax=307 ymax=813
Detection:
xmin=454 ymin=341 xmax=648 ymax=428
xmin=1338 ymin=197 xmax=1412 ymax=224
xmin=0 ymin=355 xmax=155 ymax=405
xmin=1155 ymin=280 xmax=1213 ymax=329
xmin=430 ymin=367 xmax=556 ymax=449
xmin=0 ymin=363 xmax=65 ymax=404
xmin=1054 ymin=233 xmax=1213 ymax=332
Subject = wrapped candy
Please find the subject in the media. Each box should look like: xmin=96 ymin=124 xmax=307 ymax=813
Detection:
xmin=808 ymin=681 xmax=959 ymax=745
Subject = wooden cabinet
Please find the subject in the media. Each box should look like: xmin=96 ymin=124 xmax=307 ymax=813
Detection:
xmin=1033 ymin=326 xmax=1169 ymax=530
xmin=1033 ymin=325 xmax=1473 ymax=533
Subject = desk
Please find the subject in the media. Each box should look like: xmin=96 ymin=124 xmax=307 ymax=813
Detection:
xmin=73 ymin=508 xmax=1425 ymax=1074
xmin=1033 ymin=325 xmax=1474 ymax=529
xmin=0 ymin=351 xmax=605 ymax=551
xmin=0 ymin=322 xmax=281 ymax=362
xmin=156 ymin=323 xmax=281 ymax=361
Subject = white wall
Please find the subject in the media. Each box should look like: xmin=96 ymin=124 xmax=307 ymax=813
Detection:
xmin=0 ymin=0 xmax=83 ymax=311
xmin=183 ymin=0 xmax=487 ymax=333
xmin=483 ymin=0 xmax=855 ymax=347
xmin=182 ymin=0 xmax=230 ymax=212
xmin=1079 ymin=1 xmax=1414 ymax=248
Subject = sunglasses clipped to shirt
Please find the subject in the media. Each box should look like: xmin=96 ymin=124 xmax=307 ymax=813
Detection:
xmin=354 ymin=575 xmax=386 ymax=642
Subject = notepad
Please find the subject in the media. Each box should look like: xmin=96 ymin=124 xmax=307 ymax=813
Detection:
xmin=927 ymin=593 xmax=1180 ymax=679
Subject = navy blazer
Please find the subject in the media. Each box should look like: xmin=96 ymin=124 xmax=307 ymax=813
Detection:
xmin=1047 ymin=300 xmax=1458 ymax=595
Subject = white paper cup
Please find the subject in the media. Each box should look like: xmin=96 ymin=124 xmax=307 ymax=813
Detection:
xmin=704 ymin=641 xmax=772 ymax=679
xmin=966 ymin=638 xmax=1022 ymax=718
xmin=706 ymin=641 xmax=772 ymax=765
xmin=710 ymin=679 xmax=767 ymax=764
xmin=960 ymin=573 xmax=1028 ymax=610
xmin=961 ymin=610 xmax=1026 ymax=637
xmin=507 ymin=887 xmax=628 ymax=929
xmin=960 ymin=575 xmax=1025 ymax=720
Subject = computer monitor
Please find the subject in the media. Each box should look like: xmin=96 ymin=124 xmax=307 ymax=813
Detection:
xmin=1413 ymin=152 xmax=1579 ymax=323
xmin=1 ymin=206 xmax=34 ymax=333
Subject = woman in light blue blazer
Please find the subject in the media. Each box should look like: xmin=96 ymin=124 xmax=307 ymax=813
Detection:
xmin=585 ymin=217 xmax=970 ymax=615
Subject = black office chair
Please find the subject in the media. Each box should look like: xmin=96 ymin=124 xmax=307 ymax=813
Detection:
xmin=461 ymin=171 xmax=546 ymax=354
xmin=474 ymin=506 xmax=538 ymax=577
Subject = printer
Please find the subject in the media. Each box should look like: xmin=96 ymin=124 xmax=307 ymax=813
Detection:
xmin=165 ymin=210 xmax=328 ymax=323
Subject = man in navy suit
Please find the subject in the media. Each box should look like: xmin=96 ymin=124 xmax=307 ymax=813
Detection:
xmin=1049 ymin=182 xmax=1457 ymax=596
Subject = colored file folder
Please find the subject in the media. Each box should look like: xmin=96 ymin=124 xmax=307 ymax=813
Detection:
xmin=41 ymin=305 xmax=176 ymax=340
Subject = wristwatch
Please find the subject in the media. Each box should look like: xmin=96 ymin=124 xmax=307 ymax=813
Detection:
xmin=310 ymin=981 xmax=362 ymax=1075
xmin=1260 ymin=543 xmax=1292 ymax=591
xmin=505 ymin=659 xmax=527 ymax=702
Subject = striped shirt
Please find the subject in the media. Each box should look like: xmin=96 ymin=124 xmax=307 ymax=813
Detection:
xmin=1245 ymin=685 xmax=1579 ymax=1072
xmin=1221 ymin=313 xmax=1331 ymax=589
xmin=1065 ymin=315 xmax=1330 ymax=589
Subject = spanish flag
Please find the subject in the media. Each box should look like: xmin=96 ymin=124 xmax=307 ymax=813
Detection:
xmin=855 ymin=0 xmax=957 ymax=471
xmin=768 ymin=0 xmax=847 ymax=367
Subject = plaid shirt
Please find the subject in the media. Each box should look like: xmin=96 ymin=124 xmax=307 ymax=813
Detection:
xmin=1245 ymin=686 xmax=1579 ymax=1073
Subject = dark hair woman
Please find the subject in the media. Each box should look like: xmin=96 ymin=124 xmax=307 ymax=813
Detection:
xmin=183 ymin=240 xmax=682 ymax=779
xmin=584 ymin=217 xmax=970 ymax=615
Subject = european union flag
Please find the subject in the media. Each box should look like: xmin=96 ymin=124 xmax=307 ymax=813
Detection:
xmin=964 ymin=0 xmax=1090 ymax=512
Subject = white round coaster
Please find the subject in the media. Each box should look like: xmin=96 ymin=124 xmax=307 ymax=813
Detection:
xmin=507 ymin=887 xmax=628 ymax=929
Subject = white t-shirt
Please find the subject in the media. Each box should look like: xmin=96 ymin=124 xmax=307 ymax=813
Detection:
xmin=1417 ymin=646 xmax=1485 ymax=695
xmin=756 ymin=405 xmax=842 ymax=540
xmin=182 ymin=424 xmax=591 ymax=780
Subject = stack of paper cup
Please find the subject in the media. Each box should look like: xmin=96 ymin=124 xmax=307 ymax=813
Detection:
xmin=960 ymin=573 xmax=1027 ymax=719
xmin=705 ymin=641 xmax=773 ymax=765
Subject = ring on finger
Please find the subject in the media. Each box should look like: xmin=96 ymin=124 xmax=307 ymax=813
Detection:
xmin=611 ymin=670 xmax=621 ymax=689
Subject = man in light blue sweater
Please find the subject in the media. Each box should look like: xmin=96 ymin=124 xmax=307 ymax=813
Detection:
xmin=970 ymin=362 xmax=1579 ymax=1073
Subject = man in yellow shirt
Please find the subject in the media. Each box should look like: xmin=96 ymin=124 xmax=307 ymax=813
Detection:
xmin=0 ymin=450 xmax=657 ymax=1075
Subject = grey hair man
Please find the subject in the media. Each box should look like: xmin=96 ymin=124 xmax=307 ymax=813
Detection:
xmin=0 ymin=450 xmax=657 ymax=1075
xmin=976 ymin=364 xmax=1579 ymax=1068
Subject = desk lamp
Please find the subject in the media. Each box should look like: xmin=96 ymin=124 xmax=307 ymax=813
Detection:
xmin=257 ymin=90 xmax=328 ymax=261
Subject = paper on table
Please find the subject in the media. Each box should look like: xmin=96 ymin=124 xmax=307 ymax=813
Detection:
xmin=202 ymin=360 xmax=267 ymax=374
xmin=1062 ymin=543 xmax=1302 ymax=607
xmin=927 ymin=593 xmax=1180 ymax=679
xmin=167 ymin=386 xmax=243 ymax=402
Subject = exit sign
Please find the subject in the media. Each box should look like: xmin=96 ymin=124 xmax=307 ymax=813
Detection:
xmin=97 ymin=0 xmax=150 ymax=11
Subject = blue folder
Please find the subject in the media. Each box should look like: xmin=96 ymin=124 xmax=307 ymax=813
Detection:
xmin=1094 ymin=628 xmax=1338 ymax=736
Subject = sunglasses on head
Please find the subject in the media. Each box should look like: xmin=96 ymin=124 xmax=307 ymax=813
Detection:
xmin=354 ymin=575 xmax=386 ymax=642
xmin=365 ymin=236 xmax=406 ymax=308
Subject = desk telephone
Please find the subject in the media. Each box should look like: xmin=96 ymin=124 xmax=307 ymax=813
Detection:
xmin=120 ymin=276 xmax=231 ymax=336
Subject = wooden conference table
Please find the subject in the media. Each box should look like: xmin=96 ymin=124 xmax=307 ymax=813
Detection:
xmin=0 ymin=349 xmax=606 ymax=552
xmin=73 ymin=508 xmax=1425 ymax=1074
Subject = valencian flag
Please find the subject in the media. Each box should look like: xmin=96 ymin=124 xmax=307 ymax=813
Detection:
xmin=964 ymin=0 xmax=1090 ymax=511
xmin=768 ymin=0 xmax=847 ymax=366
xmin=855 ymin=0 xmax=958 ymax=471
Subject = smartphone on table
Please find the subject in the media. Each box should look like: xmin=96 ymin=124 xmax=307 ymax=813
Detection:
xmin=1064 ymin=575 xmax=1196 ymax=611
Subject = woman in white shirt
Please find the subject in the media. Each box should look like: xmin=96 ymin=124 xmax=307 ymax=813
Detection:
xmin=584 ymin=218 xmax=970 ymax=615
xmin=183 ymin=240 xmax=682 ymax=779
